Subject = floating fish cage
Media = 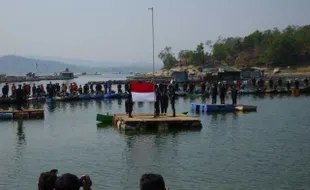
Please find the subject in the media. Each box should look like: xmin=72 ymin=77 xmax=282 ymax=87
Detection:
xmin=0 ymin=109 xmax=44 ymax=120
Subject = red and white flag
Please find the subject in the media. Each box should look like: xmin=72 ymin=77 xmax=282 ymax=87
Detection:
xmin=130 ymin=81 xmax=155 ymax=102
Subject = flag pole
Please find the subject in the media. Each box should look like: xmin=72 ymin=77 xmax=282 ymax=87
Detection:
xmin=148 ymin=7 xmax=155 ymax=117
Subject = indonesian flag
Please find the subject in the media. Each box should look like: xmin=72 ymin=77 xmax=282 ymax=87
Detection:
xmin=130 ymin=81 xmax=155 ymax=102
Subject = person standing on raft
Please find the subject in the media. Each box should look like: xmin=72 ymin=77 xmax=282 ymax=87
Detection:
xmin=154 ymin=86 xmax=161 ymax=118
xmin=211 ymin=82 xmax=217 ymax=104
xmin=219 ymin=82 xmax=226 ymax=104
xmin=125 ymin=90 xmax=133 ymax=118
xmin=160 ymin=91 xmax=169 ymax=115
xmin=169 ymin=85 xmax=176 ymax=117
xmin=231 ymin=85 xmax=238 ymax=105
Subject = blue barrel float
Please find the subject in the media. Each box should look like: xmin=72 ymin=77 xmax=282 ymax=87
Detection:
xmin=191 ymin=103 xmax=236 ymax=112
xmin=0 ymin=113 xmax=13 ymax=120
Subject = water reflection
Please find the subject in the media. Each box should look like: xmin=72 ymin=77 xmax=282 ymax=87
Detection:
xmin=117 ymin=99 xmax=122 ymax=107
xmin=32 ymin=102 xmax=44 ymax=109
xmin=47 ymin=103 xmax=57 ymax=112
xmin=96 ymin=122 xmax=111 ymax=129
xmin=84 ymin=100 xmax=90 ymax=109
xmin=16 ymin=120 xmax=26 ymax=145
xmin=95 ymin=100 xmax=102 ymax=109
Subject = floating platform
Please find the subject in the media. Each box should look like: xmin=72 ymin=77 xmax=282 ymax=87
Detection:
xmin=190 ymin=103 xmax=257 ymax=112
xmin=113 ymin=113 xmax=202 ymax=131
xmin=0 ymin=109 xmax=44 ymax=120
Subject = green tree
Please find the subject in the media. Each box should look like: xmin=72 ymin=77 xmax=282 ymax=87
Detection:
xmin=158 ymin=46 xmax=178 ymax=68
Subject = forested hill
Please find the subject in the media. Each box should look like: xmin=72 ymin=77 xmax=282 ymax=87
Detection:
xmin=158 ymin=24 xmax=310 ymax=69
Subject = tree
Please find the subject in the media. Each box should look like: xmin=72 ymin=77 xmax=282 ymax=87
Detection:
xmin=178 ymin=50 xmax=194 ymax=65
xmin=193 ymin=43 xmax=205 ymax=65
xmin=160 ymin=24 xmax=310 ymax=68
xmin=158 ymin=46 xmax=178 ymax=68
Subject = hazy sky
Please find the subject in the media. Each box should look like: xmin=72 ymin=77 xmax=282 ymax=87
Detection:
xmin=1 ymin=0 xmax=310 ymax=64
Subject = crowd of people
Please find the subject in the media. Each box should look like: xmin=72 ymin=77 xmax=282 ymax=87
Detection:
xmin=38 ymin=170 xmax=167 ymax=190
xmin=1 ymin=81 xmax=123 ymax=99
xmin=248 ymin=77 xmax=309 ymax=90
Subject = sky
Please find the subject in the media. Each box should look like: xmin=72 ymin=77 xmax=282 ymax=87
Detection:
xmin=1 ymin=0 xmax=310 ymax=65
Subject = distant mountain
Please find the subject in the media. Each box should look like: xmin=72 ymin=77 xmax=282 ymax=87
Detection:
xmin=0 ymin=55 xmax=87 ymax=74
xmin=27 ymin=55 xmax=162 ymax=72
xmin=0 ymin=55 xmax=162 ymax=75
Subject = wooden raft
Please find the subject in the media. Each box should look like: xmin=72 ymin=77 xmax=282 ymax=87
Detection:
xmin=113 ymin=113 xmax=202 ymax=131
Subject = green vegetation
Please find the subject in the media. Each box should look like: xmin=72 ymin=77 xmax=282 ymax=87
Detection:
xmin=158 ymin=24 xmax=310 ymax=69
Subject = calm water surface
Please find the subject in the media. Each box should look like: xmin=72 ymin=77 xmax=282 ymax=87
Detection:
xmin=0 ymin=76 xmax=310 ymax=190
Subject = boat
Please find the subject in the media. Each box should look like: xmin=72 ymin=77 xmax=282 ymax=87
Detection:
xmin=175 ymin=91 xmax=187 ymax=97
xmin=91 ymin=94 xmax=104 ymax=99
xmin=96 ymin=113 xmax=113 ymax=123
xmin=239 ymin=89 xmax=259 ymax=95
xmin=27 ymin=97 xmax=46 ymax=102
xmin=265 ymin=89 xmax=277 ymax=93
xmin=104 ymin=93 xmax=116 ymax=99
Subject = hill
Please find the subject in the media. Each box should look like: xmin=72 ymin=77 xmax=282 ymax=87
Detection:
xmin=0 ymin=55 xmax=161 ymax=74
xmin=0 ymin=55 xmax=87 ymax=74
xmin=158 ymin=24 xmax=310 ymax=69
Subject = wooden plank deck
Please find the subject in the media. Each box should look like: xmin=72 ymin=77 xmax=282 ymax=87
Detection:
xmin=113 ymin=113 xmax=202 ymax=131
xmin=115 ymin=113 xmax=199 ymax=122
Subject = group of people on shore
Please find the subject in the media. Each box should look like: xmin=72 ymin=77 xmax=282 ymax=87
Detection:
xmin=1 ymin=81 xmax=122 ymax=99
xmin=38 ymin=170 xmax=167 ymax=190
xmin=249 ymin=77 xmax=308 ymax=90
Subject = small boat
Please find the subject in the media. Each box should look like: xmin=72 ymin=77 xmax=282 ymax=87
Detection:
xmin=96 ymin=113 xmax=113 ymax=123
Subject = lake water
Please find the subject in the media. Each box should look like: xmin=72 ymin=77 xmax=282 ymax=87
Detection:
xmin=0 ymin=76 xmax=310 ymax=190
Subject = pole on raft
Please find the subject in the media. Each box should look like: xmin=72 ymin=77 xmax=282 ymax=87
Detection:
xmin=148 ymin=7 xmax=156 ymax=117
